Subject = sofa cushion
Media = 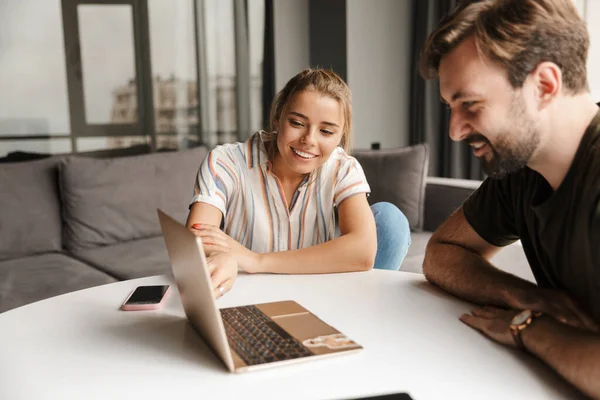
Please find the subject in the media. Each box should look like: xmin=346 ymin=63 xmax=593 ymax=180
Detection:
xmin=71 ymin=236 xmax=173 ymax=280
xmin=0 ymin=253 xmax=117 ymax=313
xmin=353 ymin=144 xmax=429 ymax=231
xmin=0 ymin=157 xmax=63 ymax=261
xmin=60 ymin=146 xmax=208 ymax=251
xmin=400 ymin=231 xmax=432 ymax=274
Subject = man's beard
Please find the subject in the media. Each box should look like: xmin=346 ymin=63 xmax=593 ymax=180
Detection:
xmin=468 ymin=95 xmax=540 ymax=179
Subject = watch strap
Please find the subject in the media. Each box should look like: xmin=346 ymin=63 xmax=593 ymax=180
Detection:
xmin=511 ymin=311 xmax=543 ymax=351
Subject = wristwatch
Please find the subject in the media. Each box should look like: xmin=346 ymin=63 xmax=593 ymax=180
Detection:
xmin=509 ymin=310 xmax=543 ymax=350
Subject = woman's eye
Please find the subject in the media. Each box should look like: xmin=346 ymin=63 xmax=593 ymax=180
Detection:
xmin=321 ymin=129 xmax=334 ymax=135
xmin=290 ymin=119 xmax=303 ymax=127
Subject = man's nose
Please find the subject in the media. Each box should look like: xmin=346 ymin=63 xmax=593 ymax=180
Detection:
xmin=449 ymin=111 xmax=471 ymax=142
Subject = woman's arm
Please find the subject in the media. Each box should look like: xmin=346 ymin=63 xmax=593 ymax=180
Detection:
xmin=186 ymin=202 xmax=231 ymax=256
xmin=194 ymin=193 xmax=377 ymax=274
xmin=256 ymin=193 xmax=377 ymax=273
xmin=186 ymin=202 xmax=223 ymax=228
xmin=187 ymin=202 xmax=238 ymax=298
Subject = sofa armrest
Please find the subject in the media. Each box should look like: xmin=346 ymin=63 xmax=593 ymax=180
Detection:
xmin=423 ymin=177 xmax=482 ymax=232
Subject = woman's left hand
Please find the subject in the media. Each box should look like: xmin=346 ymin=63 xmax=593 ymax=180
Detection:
xmin=207 ymin=252 xmax=238 ymax=299
xmin=192 ymin=223 xmax=261 ymax=273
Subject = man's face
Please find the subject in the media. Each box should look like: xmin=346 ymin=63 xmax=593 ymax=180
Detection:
xmin=438 ymin=37 xmax=541 ymax=179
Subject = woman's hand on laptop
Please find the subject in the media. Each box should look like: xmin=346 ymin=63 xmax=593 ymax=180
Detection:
xmin=189 ymin=225 xmax=231 ymax=257
xmin=207 ymin=252 xmax=238 ymax=299
xmin=192 ymin=223 xmax=261 ymax=273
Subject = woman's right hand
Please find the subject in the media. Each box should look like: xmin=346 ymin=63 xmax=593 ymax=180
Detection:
xmin=188 ymin=226 xmax=231 ymax=257
xmin=207 ymin=252 xmax=238 ymax=299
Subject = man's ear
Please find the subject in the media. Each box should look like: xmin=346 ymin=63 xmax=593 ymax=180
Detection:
xmin=532 ymin=62 xmax=562 ymax=108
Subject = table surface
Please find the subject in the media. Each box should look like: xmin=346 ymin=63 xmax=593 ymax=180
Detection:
xmin=0 ymin=271 xmax=582 ymax=400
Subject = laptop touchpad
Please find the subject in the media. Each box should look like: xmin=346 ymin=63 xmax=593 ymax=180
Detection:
xmin=274 ymin=313 xmax=362 ymax=354
xmin=256 ymin=300 xmax=308 ymax=317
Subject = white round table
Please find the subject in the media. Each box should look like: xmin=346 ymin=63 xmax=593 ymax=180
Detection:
xmin=0 ymin=271 xmax=582 ymax=400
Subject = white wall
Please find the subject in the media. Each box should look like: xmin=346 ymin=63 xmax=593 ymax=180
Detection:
xmin=272 ymin=0 xmax=413 ymax=149
xmin=584 ymin=1 xmax=600 ymax=102
xmin=273 ymin=0 xmax=310 ymax=92
xmin=573 ymin=0 xmax=585 ymax=16
xmin=347 ymin=0 xmax=412 ymax=150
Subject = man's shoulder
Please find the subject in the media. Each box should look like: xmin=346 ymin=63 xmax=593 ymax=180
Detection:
xmin=462 ymin=168 xmax=539 ymax=243
xmin=473 ymin=167 xmax=540 ymax=199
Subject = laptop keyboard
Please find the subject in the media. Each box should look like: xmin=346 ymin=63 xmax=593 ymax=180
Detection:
xmin=220 ymin=305 xmax=313 ymax=366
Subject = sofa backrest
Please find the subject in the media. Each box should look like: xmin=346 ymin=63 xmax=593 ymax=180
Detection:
xmin=0 ymin=156 xmax=64 ymax=261
xmin=353 ymin=144 xmax=429 ymax=232
xmin=423 ymin=177 xmax=482 ymax=232
xmin=60 ymin=146 xmax=208 ymax=251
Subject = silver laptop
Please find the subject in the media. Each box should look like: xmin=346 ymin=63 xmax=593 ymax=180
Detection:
xmin=157 ymin=209 xmax=362 ymax=373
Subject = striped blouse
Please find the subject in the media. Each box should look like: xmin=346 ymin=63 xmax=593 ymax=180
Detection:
xmin=190 ymin=132 xmax=370 ymax=253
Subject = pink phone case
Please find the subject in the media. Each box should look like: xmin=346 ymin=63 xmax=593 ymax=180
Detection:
xmin=121 ymin=285 xmax=171 ymax=311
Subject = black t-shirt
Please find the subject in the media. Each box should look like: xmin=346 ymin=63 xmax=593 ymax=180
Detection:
xmin=463 ymin=110 xmax=600 ymax=321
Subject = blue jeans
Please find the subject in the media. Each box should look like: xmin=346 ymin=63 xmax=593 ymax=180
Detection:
xmin=371 ymin=202 xmax=411 ymax=270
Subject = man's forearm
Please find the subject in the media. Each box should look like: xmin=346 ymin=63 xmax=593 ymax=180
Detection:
xmin=423 ymin=241 xmax=539 ymax=307
xmin=522 ymin=316 xmax=600 ymax=399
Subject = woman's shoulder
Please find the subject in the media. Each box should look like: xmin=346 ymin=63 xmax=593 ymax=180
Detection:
xmin=206 ymin=133 xmax=265 ymax=169
xmin=207 ymin=140 xmax=244 ymax=158
xmin=319 ymin=147 xmax=367 ymax=183
xmin=327 ymin=147 xmax=362 ymax=167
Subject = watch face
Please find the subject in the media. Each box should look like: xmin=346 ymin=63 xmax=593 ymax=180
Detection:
xmin=512 ymin=310 xmax=532 ymax=326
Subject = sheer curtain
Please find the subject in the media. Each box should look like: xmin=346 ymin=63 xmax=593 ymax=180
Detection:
xmin=409 ymin=0 xmax=484 ymax=180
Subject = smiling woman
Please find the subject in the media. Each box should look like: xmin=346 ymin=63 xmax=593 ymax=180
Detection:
xmin=185 ymin=69 xmax=411 ymax=299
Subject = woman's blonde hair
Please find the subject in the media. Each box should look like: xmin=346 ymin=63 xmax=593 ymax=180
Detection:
xmin=265 ymin=68 xmax=353 ymax=162
xmin=420 ymin=0 xmax=589 ymax=94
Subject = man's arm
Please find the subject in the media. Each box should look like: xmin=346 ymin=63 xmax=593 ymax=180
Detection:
xmin=423 ymin=206 xmax=539 ymax=308
xmin=523 ymin=316 xmax=600 ymax=399
xmin=427 ymin=206 xmax=599 ymax=330
xmin=462 ymin=307 xmax=600 ymax=399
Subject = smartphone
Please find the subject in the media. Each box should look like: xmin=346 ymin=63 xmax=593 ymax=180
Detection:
xmin=121 ymin=285 xmax=171 ymax=311
xmin=347 ymin=394 xmax=414 ymax=400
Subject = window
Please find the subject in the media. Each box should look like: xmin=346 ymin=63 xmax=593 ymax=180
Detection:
xmin=248 ymin=0 xmax=266 ymax=132
xmin=78 ymin=4 xmax=138 ymax=125
xmin=0 ymin=0 xmax=72 ymax=156
xmin=0 ymin=0 xmax=272 ymax=158
xmin=149 ymin=0 xmax=199 ymax=149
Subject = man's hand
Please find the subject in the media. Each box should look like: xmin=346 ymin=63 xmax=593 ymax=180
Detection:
xmin=510 ymin=288 xmax=599 ymax=332
xmin=460 ymin=306 xmax=520 ymax=347
xmin=191 ymin=223 xmax=261 ymax=273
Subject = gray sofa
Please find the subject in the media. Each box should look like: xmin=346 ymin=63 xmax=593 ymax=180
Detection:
xmin=0 ymin=144 xmax=532 ymax=314
xmin=405 ymin=176 xmax=533 ymax=283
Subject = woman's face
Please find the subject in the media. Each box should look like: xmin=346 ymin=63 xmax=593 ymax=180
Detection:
xmin=274 ymin=90 xmax=345 ymax=178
